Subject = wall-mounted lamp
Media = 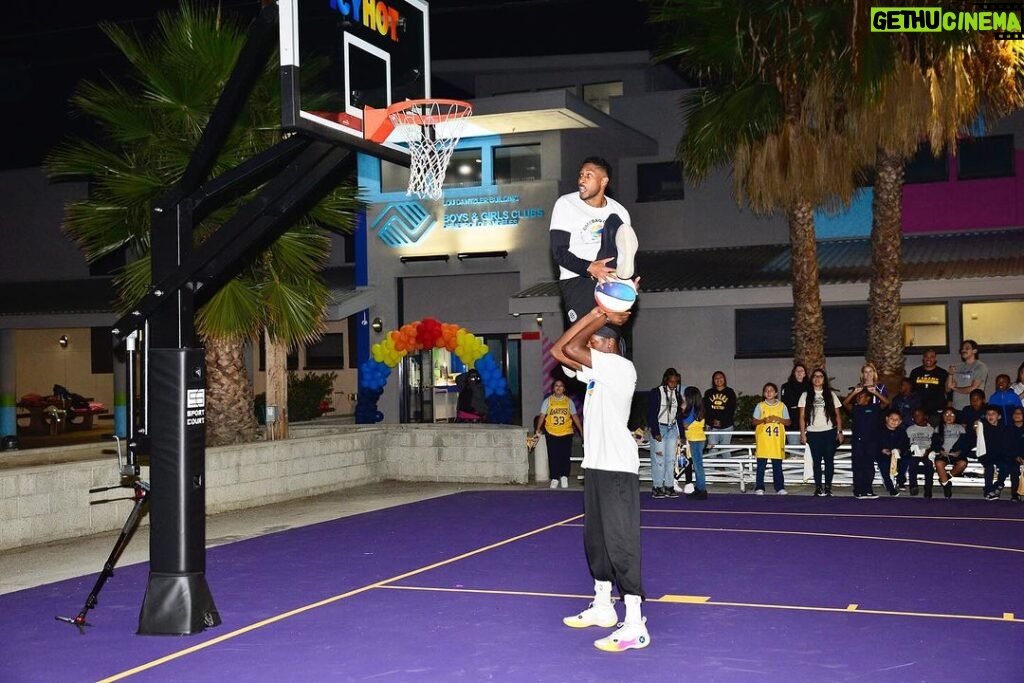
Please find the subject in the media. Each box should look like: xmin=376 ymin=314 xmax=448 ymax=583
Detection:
xmin=371 ymin=317 xmax=384 ymax=333
xmin=58 ymin=335 xmax=69 ymax=348
xmin=511 ymin=312 xmax=520 ymax=318
xmin=535 ymin=314 xmax=543 ymax=327
xmin=457 ymin=250 xmax=508 ymax=261
xmin=400 ymin=254 xmax=449 ymax=264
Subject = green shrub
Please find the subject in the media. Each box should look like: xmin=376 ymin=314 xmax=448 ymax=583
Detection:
xmin=253 ymin=371 xmax=337 ymax=424
xmin=733 ymin=393 xmax=760 ymax=431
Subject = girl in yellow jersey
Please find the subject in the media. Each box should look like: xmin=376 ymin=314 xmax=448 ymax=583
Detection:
xmin=533 ymin=379 xmax=583 ymax=488
xmin=752 ymin=383 xmax=792 ymax=495
xmin=681 ymin=385 xmax=708 ymax=499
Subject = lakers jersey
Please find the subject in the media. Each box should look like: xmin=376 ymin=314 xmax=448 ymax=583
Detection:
xmin=543 ymin=395 xmax=575 ymax=437
xmin=755 ymin=401 xmax=787 ymax=459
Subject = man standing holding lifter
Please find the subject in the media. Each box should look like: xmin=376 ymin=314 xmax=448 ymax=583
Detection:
xmin=551 ymin=303 xmax=649 ymax=652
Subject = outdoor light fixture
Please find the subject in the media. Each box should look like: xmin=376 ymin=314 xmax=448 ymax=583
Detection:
xmin=535 ymin=314 xmax=543 ymax=326
xmin=371 ymin=317 xmax=384 ymax=333
xmin=58 ymin=335 xmax=69 ymax=348
xmin=456 ymin=250 xmax=508 ymax=260
xmin=400 ymin=254 xmax=449 ymax=263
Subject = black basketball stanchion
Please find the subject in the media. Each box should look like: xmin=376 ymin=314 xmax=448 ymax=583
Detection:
xmin=56 ymin=435 xmax=149 ymax=633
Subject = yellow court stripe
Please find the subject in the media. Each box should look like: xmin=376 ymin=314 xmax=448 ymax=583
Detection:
xmin=380 ymin=584 xmax=1024 ymax=625
xmin=566 ymin=522 xmax=1024 ymax=555
xmin=96 ymin=513 xmax=584 ymax=683
xmin=643 ymin=509 xmax=1024 ymax=523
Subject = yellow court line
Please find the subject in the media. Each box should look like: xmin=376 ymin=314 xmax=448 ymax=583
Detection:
xmin=643 ymin=508 xmax=1024 ymax=523
xmin=380 ymin=583 xmax=1024 ymax=625
xmin=97 ymin=512 xmax=584 ymax=683
xmin=565 ymin=522 xmax=1024 ymax=555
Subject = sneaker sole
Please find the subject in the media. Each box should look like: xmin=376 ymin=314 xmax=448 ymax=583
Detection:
xmin=564 ymin=615 xmax=618 ymax=629
xmin=594 ymin=631 xmax=651 ymax=652
xmin=614 ymin=223 xmax=638 ymax=279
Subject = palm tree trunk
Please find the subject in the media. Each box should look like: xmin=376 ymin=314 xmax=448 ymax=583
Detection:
xmin=204 ymin=336 xmax=258 ymax=446
xmin=788 ymin=202 xmax=826 ymax=371
xmin=867 ymin=149 xmax=906 ymax=394
xmin=264 ymin=330 xmax=289 ymax=439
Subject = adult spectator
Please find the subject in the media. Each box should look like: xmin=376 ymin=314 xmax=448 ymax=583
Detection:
xmin=455 ymin=369 xmax=488 ymax=422
xmin=1011 ymin=362 xmax=1024 ymax=405
xmin=799 ymin=368 xmax=844 ymax=497
xmin=947 ymin=339 xmax=988 ymax=412
xmin=646 ymin=368 xmax=683 ymax=499
xmin=703 ymin=371 xmax=737 ymax=454
xmin=780 ymin=364 xmax=810 ymax=446
xmin=533 ymin=379 xmax=582 ymax=489
xmin=908 ymin=349 xmax=949 ymax=424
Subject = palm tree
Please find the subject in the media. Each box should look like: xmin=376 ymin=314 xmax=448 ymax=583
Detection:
xmin=843 ymin=23 xmax=1024 ymax=389
xmin=45 ymin=2 xmax=360 ymax=445
xmin=649 ymin=1 xmax=860 ymax=370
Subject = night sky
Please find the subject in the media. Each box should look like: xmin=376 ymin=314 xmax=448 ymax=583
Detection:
xmin=0 ymin=0 xmax=653 ymax=169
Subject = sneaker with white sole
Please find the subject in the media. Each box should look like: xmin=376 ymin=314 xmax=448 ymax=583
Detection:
xmin=563 ymin=602 xmax=618 ymax=629
xmin=560 ymin=476 xmax=569 ymax=488
xmin=550 ymin=479 xmax=559 ymax=489
xmin=594 ymin=618 xmax=650 ymax=652
xmin=754 ymin=488 xmax=765 ymax=495
xmin=613 ymin=222 xmax=639 ymax=280
xmin=777 ymin=489 xmax=788 ymax=495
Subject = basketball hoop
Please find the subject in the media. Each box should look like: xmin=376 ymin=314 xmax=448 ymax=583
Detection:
xmin=365 ymin=99 xmax=473 ymax=200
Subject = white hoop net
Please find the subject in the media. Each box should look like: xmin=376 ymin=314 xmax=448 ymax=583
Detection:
xmin=388 ymin=100 xmax=473 ymax=201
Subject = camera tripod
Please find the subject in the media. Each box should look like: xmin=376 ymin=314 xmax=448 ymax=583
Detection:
xmin=56 ymin=436 xmax=149 ymax=633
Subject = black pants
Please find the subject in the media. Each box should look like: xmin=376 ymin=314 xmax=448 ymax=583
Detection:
xmin=851 ymin=438 xmax=877 ymax=495
xmin=558 ymin=213 xmax=625 ymax=325
xmin=582 ymin=468 xmax=645 ymax=599
xmin=900 ymin=456 xmax=934 ymax=491
xmin=545 ymin=433 xmax=573 ymax=479
xmin=808 ymin=428 xmax=838 ymax=488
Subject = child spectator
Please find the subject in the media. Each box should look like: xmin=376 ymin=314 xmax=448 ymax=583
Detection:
xmin=751 ymin=382 xmax=791 ymax=495
xmin=843 ymin=388 xmax=884 ymax=499
xmin=1009 ymin=407 xmax=1024 ymax=502
xmin=682 ymin=385 xmax=709 ymax=500
xmin=957 ymin=389 xmax=986 ymax=429
xmin=800 ymin=368 xmax=845 ymax=497
xmin=646 ymin=368 xmax=683 ymax=500
xmin=878 ymin=409 xmax=910 ymax=497
xmin=891 ymin=378 xmax=921 ymax=427
xmin=903 ymin=408 xmax=936 ymax=497
xmin=932 ymin=408 xmax=968 ymax=498
xmin=978 ymin=405 xmax=1013 ymax=501
xmin=988 ymin=374 xmax=1020 ymax=425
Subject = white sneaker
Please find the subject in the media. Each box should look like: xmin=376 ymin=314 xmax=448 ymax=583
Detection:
xmin=673 ymin=482 xmax=683 ymax=493
xmin=594 ymin=618 xmax=650 ymax=652
xmin=550 ymin=479 xmax=559 ymax=489
xmin=777 ymin=489 xmax=788 ymax=495
xmin=754 ymin=489 xmax=765 ymax=496
xmin=614 ymin=222 xmax=638 ymax=279
xmin=560 ymin=476 xmax=569 ymax=488
xmin=563 ymin=602 xmax=618 ymax=629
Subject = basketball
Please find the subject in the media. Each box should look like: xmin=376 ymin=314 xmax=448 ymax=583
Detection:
xmin=683 ymin=483 xmax=696 ymax=495
xmin=594 ymin=278 xmax=637 ymax=313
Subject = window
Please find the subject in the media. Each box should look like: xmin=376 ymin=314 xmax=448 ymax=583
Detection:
xmin=443 ymin=147 xmax=482 ymax=189
xmin=637 ymin=161 xmax=685 ymax=202
xmin=258 ymin=338 xmax=299 ymax=371
xmin=957 ymin=135 xmax=1014 ymax=180
xmin=381 ymin=159 xmax=410 ymax=194
xmin=91 ymin=327 xmax=114 ymax=374
xmin=304 ymin=333 xmax=345 ymax=369
xmin=582 ymin=81 xmax=622 ymax=115
xmin=961 ymin=300 xmax=1024 ymax=351
xmin=737 ymin=303 xmax=950 ymax=358
xmin=900 ymin=303 xmax=948 ymax=353
xmin=493 ymin=144 xmax=541 ymax=184
xmin=904 ymin=142 xmax=948 ymax=184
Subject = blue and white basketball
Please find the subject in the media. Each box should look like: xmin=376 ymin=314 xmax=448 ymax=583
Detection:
xmin=594 ymin=277 xmax=637 ymax=313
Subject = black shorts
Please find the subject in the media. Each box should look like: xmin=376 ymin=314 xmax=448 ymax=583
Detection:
xmin=934 ymin=453 xmax=967 ymax=465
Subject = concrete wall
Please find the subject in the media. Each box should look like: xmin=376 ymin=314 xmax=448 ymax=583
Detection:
xmin=0 ymin=423 xmax=528 ymax=551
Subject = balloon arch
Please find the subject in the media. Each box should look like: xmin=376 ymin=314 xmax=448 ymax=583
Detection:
xmin=355 ymin=317 xmax=514 ymax=424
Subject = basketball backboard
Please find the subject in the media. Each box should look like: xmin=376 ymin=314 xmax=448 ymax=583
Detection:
xmin=278 ymin=0 xmax=430 ymax=163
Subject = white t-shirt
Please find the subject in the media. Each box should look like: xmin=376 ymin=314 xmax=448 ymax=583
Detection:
xmin=576 ymin=350 xmax=638 ymax=473
xmin=549 ymin=192 xmax=632 ymax=280
xmin=798 ymin=389 xmax=842 ymax=432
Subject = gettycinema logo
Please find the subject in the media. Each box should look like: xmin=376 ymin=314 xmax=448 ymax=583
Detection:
xmin=371 ymin=201 xmax=438 ymax=247
xmin=870 ymin=3 xmax=1024 ymax=38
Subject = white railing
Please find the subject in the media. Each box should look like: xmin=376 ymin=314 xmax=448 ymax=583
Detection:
xmin=571 ymin=430 xmax=987 ymax=492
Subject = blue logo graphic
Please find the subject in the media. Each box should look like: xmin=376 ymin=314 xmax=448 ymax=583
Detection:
xmin=371 ymin=202 xmax=438 ymax=247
